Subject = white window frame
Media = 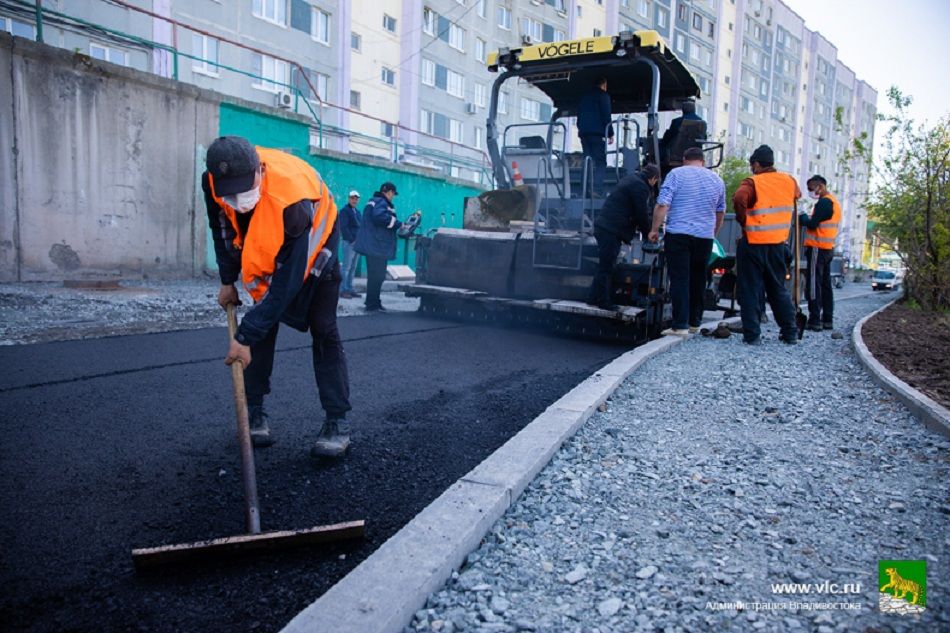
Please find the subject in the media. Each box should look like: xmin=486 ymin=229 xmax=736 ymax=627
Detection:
xmin=311 ymin=7 xmax=330 ymax=45
xmin=520 ymin=98 xmax=541 ymax=121
xmin=90 ymin=43 xmax=128 ymax=67
xmin=383 ymin=13 xmax=397 ymax=33
xmin=351 ymin=31 xmax=362 ymax=51
xmin=554 ymin=29 xmax=566 ymax=42
xmin=350 ymin=90 xmax=361 ymax=110
xmin=656 ymin=7 xmax=668 ymax=28
xmin=499 ymin=90 xmax=509 ymax=114
xmin=475 ymin=37 xmax=486 ymax=63
xmin=473 ymin=126 xmax=484 ymax=150
xmin=521 ymin=17 xmax=542 ymax=43
xmin=421 ymin=109 xmax=436 ymax=135
xmin=637 ymin=0 xmax=649 ymax=19
xmin=497 ymin=6 xmax=511 ymax=30
xmin=381 ymin=66 xmax=396 ymax=86
xmin=674 ymin=32 xmax=685 ymax=53
xmin=446 ymin=69 xmax=465 ymax=99
xmin=449 ymin=118 xmax=464 ymax=144
xmin=421 ymin=58 xmax=436 ymax=86
xmin=252 ymin=0 xmax=286 ymax=27
xmin=474 ymin=82 xmax=487 ymax=108
xmin=191 ymin=33 xmax=219 ymax=77
xmin=252 ymin=54 xmax=288 ymax=93
xmin=1 ymin=15 xmax=35 ymax=39
xmin=423 ymin=7 xmax=436 ymax=36
xmin=477 ymin=0 xmax=487 ymax=18
xmin=448 ymin=23 xmax=465 ymax=51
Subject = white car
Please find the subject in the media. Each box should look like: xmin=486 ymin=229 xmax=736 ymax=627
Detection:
xmin=871 ymin=269 xmax=903 ymax=291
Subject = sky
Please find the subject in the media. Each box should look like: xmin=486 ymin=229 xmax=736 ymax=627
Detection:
xmin=784 ymin=0 xmax=950 ymax=127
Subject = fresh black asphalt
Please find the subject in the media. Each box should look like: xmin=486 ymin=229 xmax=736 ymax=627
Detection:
xmin=0 ymin=312 xmax=625 ymax=633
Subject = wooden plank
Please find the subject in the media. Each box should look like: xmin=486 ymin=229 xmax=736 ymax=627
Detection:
xmin=542 ymin=300 xmax=644 ymax=322
xmin=131 ymin=520 xmax=365 ymax=570
xmin=399 ymin=284 xmax=488 ymax=297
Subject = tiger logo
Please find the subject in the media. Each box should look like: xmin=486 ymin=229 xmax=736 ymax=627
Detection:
xmin=880 ymin=567 xmax=923 ymax=605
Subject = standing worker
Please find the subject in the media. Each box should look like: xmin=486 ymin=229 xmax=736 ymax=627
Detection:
xmin=648 ymin=147 xmax=726 ymax=336
xmin=732 ymin=145 xmax=800 ymax=345
xmin=339 ymin=190 xmax=362 ymax=299
xmin=587 ymin=164 xmax=660 ymax=310
xmin=577 ymin=77 xmax=614 ymax=197
xmin=202 ymin=136 xmax=353 ymax=457
xmin=801 ymin=175 xmax=840 ymax=330
xmin=354 ymin=182 xmax=402 ymax=312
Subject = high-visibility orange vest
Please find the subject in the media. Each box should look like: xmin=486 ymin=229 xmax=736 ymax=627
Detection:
xmin=209 ymin=147 xmax=337 ymax=303
xmin=745 ymin=171 xmax=797 ymax=244
xmin=803 ymin=192 xmax=841 ymax=250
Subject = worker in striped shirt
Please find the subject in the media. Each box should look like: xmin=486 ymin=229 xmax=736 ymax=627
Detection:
xmin=649 ymin=147 xmax=726 ymax=336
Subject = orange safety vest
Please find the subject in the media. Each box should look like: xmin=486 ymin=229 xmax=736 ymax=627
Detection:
xmin=803 ymin=192 xmax=841 ymax=250
xmin=745 ymin=171 xmax=797 ymax=244
xmin=209 ymin=147 xmax=337 ymax=303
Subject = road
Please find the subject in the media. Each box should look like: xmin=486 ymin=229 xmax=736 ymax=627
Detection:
xmin=0 ymin=312 xmax=624 ymax=633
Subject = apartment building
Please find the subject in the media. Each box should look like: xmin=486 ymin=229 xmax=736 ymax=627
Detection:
xmin=4 ymin=0 xmax=875 ymax=262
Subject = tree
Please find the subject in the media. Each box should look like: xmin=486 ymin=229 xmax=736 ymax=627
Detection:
xmin=849 ymin=88 xmax=950 ymax=310
xmin=716 ymin=154 xmax=749 ymax=212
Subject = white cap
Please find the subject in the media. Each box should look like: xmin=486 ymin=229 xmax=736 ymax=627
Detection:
xmin=348 ymin=190 xmax=361 ymax=197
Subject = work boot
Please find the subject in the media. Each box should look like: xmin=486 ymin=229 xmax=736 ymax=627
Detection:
xmin=248 ymin=404 xmax=274 ymax=448
xmin=311 ymin=418 xmax=351 ymax=458
xmin=822 ymin=322 xmax=834 ymax=330
xmin=807 ymin=321 xmax=823 ymax=332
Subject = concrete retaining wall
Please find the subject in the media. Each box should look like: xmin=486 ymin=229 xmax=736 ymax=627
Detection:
xmin=1 ymin=32 xmax=219 ymax=281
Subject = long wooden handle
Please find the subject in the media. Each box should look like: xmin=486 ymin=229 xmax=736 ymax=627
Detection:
xmin=227 ymin=303 xmax=261 ymax=534
xmin=793 ymin=207 xmax=800 ymax=307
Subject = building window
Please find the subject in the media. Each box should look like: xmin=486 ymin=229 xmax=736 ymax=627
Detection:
xmin=554 ymin=29 xmax=566 ymax=41
xmin=312 ymin=8 xmax=330 ymax=44
xmin=383 ymin=13 xmax=397 ymax=33
xmin=499 ymin=91 xmax=509 ymax=114
xmin=351 ymin=32 xmax=362 ymax=51
xmin=677 ymin=2 xmax=687 ymax=21
xmin=421 ymin=58 xmax=435 ymax=86
xmin=191 ymin=34 xmax=219 ymax=76
xmin=1 ymin=15 xmax=34 ymax=38
xmin=708 ymin=21 xmax=715 ymax=38
xmin=448 ymin=23 xmax=465 ymax=51
xmin=690 ymin=45 xmax=701 ymax=62
xmin=252 ymin=53 xmax=289 ymax=92
xmin=475 ymin=38 xmax=486 ymax=62
xmin=692 ymin=12 xmax=702 ymax=31
xmin=381 ymin=66 xmax=396 ymax=86
xmin=593 ymin=28 xmax=602 ymax=37
xmin=475 ymin=82 xmax=487 ymax=108
xmin=520 ymin=98 xmax=541 ymax=121
xmin=252 ymin=0 xmax=286 ymax=26
xmin=449 ymin=119 xmax=463 ymax=143
xmin=674 ymin=32 xmax=685 ymax=53
xmin=423 ymin=7 xmax=436 ymax=35
xmin=90 ymin=43 xmax=128 ymax=66
xmin=350 ymin=90 xmax=361 ymax=110
xmin=477 ymin=0 xmax=487 ymax=18
xmin=380 ymin=121 xmax=395 ymax=138
xmin=577 ymin=5 xmax=583 ymax=17
xmin=656 ymin=7 xmax=668 ymax=28
xmin=521 ymin=18 xmax=542 ymax=43
xmin=474 ymin=126 xmax=484 ymax=150
xmin=446 ymin=69 xmax=465 ymax=98
xmin=637 ymin=0 xmax=649 ymax=18
xmin=497 ymin=6 xmax=511 ymax=30
xmin=292 ymin=67 xmax=327 ymax=101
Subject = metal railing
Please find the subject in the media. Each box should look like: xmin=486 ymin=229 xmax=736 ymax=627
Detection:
xmin=5 ymin=0 xmax=493 ymax=185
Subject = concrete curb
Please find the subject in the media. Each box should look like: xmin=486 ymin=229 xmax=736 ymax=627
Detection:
xmin=852 ymin=299 xmax=950 ymax=438
xmin=280 ymin=334 xmax=689 ymax=633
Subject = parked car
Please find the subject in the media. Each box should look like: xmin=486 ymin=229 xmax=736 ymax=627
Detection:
xmin=871 ymin=269 xmax=903 ymax=291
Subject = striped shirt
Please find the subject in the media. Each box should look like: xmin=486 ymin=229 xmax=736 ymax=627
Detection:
xmin=656 ymin=165 xmax=726 ymax=238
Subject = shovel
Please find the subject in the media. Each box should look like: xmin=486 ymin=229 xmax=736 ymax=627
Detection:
xmin=793 ymin=210 xmax=807 ymax=339
xmin=131 ymin=303 xmax=364 ymax=569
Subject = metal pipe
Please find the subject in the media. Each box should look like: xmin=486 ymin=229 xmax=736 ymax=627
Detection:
xmin=33 ymin=0 xmax=42 ymax=42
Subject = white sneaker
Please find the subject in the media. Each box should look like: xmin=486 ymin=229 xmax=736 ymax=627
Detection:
xmin=661 ymin=328 xmax=691 ymax=338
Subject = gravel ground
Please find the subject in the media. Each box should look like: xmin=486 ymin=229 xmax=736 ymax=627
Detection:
xmin=0 ymin=278 xmax=418 ymax=345
xmin=409 ymin=293 xmax=949 ymax=633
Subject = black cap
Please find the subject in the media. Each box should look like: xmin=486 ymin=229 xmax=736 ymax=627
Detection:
xmin=206 ymin=136 xmax=260 ymax=196
xmin=380 ymin=182 xmax=398 ymax=195
xmin=683 ymin=147 xmax=705 ymax=161
xmin=749 ymin=144 xmax=774 ymax=166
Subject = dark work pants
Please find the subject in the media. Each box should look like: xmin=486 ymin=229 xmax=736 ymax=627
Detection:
xmin=364 ymin=255 xmax=388 ymax=309
xmin=805 ymin=246 xmax=834 ymax=325
xmin=245 ymin=263 xmax=351 ymax=420
xmin=580 ymin=135 xmax=607 ymax=195
xmin=665 ymin=232 xmax=712 ymax=329
xmin=588 ymin=228 xmax=621 ymax=307
xmin=736 ymin=238 xmax=797 ymax=342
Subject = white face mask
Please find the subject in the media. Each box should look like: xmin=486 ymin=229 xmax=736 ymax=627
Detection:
xmin=808 ymin=190 xmax=821 ymax=200
xmin=225 ymin=186 xmax=261 ymax=213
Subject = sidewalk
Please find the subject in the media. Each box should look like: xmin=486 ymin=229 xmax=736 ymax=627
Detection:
xmin=0 ymin=277 xmax=419 ymax=345
xmin=406 ymin=293 xmax=949 ymax=633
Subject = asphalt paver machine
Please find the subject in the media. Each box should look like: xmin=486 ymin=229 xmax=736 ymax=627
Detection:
xmin=404 ymin=31 xmax=722 ymax=343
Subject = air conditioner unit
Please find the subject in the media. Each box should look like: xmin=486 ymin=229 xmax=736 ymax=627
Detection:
xmin=521 ymin=34 xmax=533 ymax=46
xmin=465 ymin=102 xmax=477 ymax=114
xmin=275 ymin=91 xmax=293 ymax=109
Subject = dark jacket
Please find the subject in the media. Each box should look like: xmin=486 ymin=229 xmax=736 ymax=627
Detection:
xmin=577 ymin=88 xmax=614 ymax=139
xmin=354 ymin=193 xmax=402 ymax=260
xmin=799 ymin=196 xmax=834 ymax=230
xmin=202 ymin=172 xmax=339 ymax=345
xmin=594 ymin=172 xmax=654 ymax=243
xmin=339 ymin=202 xmax=361 ymax=243
xmin=660 ymin=112 xmax=704 ymax=148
